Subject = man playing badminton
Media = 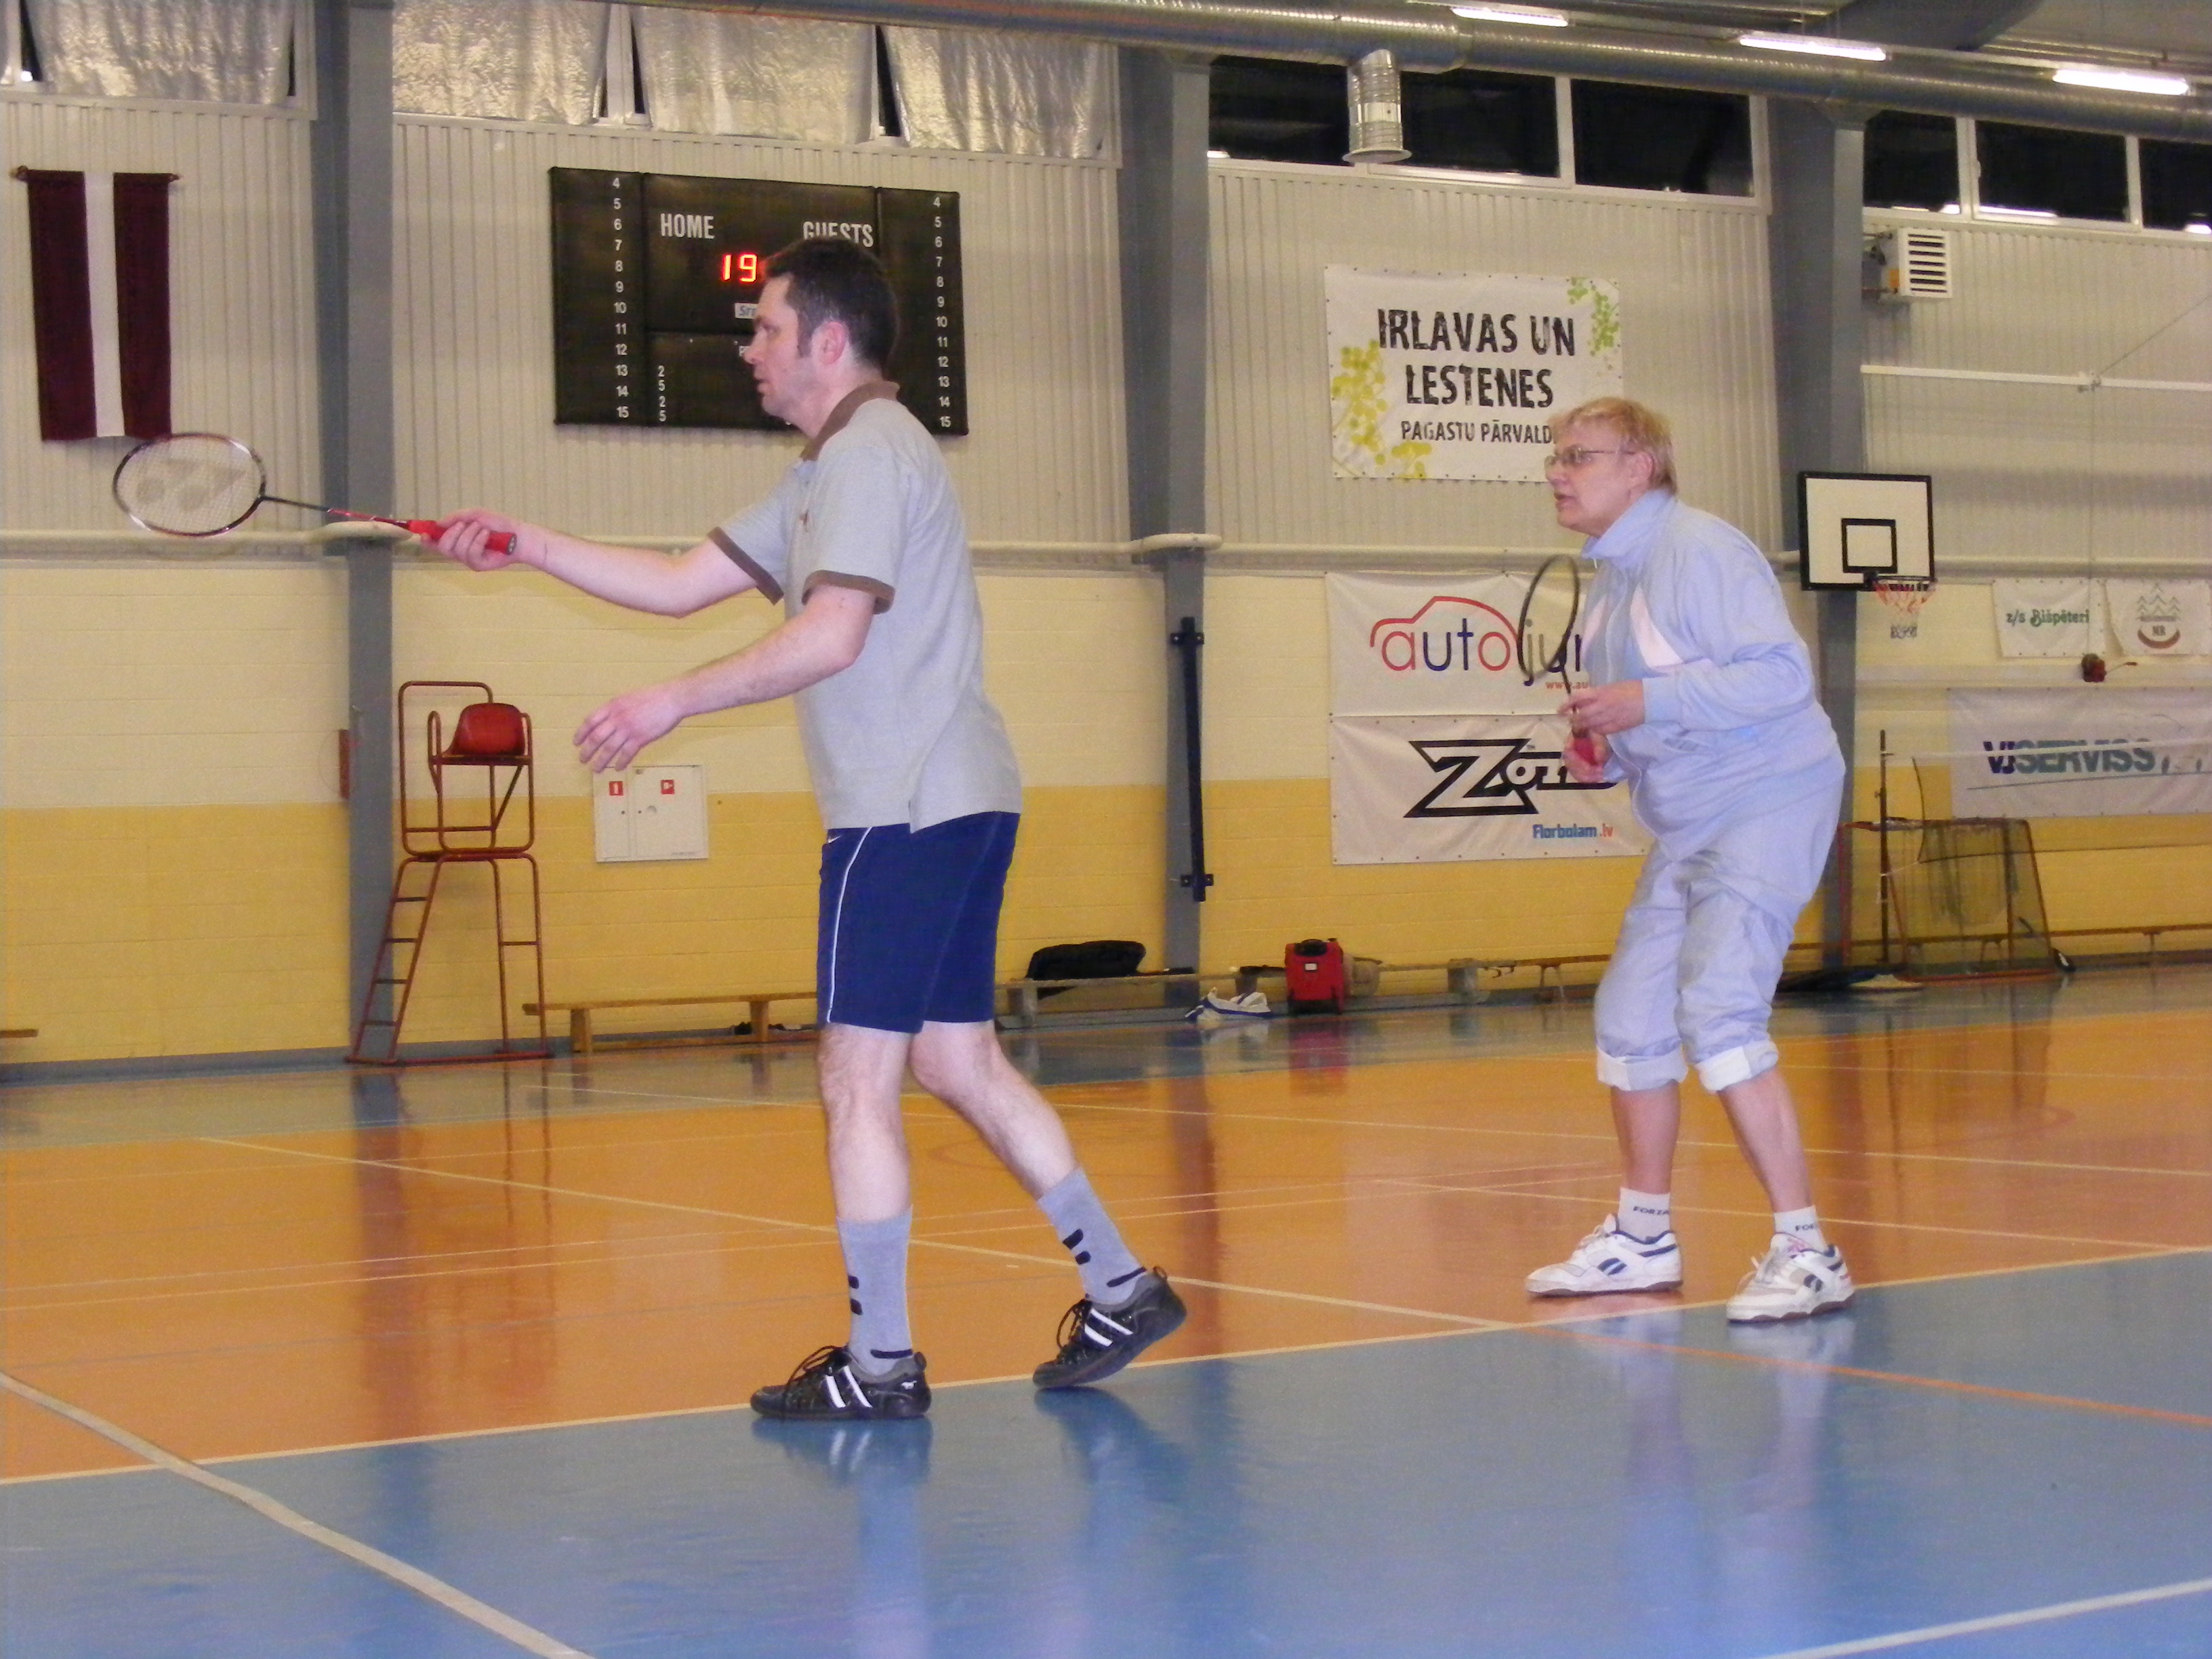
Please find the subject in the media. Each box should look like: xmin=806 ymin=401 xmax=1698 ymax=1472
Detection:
xmin=1525 ymin=397 xmax=1854 ymax=1323
xmin=434 ymin=237 xmax=1184 ymax=1417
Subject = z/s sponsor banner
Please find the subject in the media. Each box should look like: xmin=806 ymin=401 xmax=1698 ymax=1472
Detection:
xmin=1327 ymin=571 xmax=1574 ymax=716
xmin=1331 ymin=715 xmax=1650 ymax=865
xmin=1949 ymin=689 xmax=2212 ymax=818
xmin=1325 ymin=267 xmax=1622 ymax=482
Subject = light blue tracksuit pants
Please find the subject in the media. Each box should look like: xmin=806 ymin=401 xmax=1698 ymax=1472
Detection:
xmin=1593 ymin=780 xmax=1842 ymax=1094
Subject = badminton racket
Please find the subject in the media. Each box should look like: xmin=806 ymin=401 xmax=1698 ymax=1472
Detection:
xmin=112 ymin=433 xmax=511 ymax=552
xmin=1516 ymin=554 xmax=1600 ymax=773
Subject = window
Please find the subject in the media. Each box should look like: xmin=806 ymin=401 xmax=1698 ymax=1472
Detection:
xmin=1401 ymin=68 xmax=1557 ymax=177
xmin=2142 ymin=138 xmax=2212 ymax=233
xmin=1976 ymin=121 xmax=2127 ymax=221
xmin=1208 ymin=57 xmax=1347 ymax=166
xmin=1572 ymin=81 xmax=1752 ymax=196
xmin=1864 ymin=111 xmax=1959 ymax=212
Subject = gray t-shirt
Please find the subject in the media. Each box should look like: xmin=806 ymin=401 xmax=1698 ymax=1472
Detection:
xmin=712 ymin=383 xmax=1023 ymax=830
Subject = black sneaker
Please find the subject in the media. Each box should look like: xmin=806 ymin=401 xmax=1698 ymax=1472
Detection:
xmin=750 ymin=1346 xmax=930 ymax=1420
xmin=1033 ymin=1271 xmax=1187 ymax=1390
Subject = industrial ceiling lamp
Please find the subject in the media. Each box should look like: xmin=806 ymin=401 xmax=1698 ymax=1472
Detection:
xmin=1449 ymin=4 xmax=1570 ymax=24
xmin=1347 ymin=49 xmax=1411 ymax=164
xmin=2051 ymin=66 xmax=2192 ymax=96
xmin=1737 ymin=32 xmax=1889 ymax=62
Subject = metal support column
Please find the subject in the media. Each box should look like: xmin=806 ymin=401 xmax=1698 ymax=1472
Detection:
xmin=314 ymin=0 xmax=400 ymax=1020
xmin=1119 ymin=49 xmax=1212 ymax=972
xmin=1767 ymin=100 xmax=1868 ymax=964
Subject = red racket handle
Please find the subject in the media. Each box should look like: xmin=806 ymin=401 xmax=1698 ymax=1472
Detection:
xmin=1570 ymin=735 xmax=1601 ymax=769
xmin=403 ymin=520 xmax=514 ymax=555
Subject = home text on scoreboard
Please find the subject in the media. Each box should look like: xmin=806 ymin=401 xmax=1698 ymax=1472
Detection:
xmin=550 ymin=168 xmax=968 ymax=435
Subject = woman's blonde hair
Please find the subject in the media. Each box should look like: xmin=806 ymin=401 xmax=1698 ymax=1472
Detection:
xmin=1553 ymin=397 xmax=1677 ymax=491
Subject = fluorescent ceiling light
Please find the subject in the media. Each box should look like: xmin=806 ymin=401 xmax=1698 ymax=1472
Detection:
xmin=2051 ymin=65 xmax=2191 ymax=96
xmin=1451 ymin=4 xmax=1570 ymax=25
xmin=1980 ymin=205 xmax=2058 ymax=221
xmin=2186 ymin=222 xmax=2212 ymax=237
xmin=1738 ymin=32 xmax=1887 ymax=62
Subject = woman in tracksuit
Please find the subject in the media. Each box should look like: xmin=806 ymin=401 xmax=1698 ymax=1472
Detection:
xmin=1523 ymin=397 xmax=1855 ymax=1324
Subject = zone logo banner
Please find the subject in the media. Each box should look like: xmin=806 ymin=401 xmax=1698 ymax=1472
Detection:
xmin=1330 ymin=714 xmax=1648 ymax=865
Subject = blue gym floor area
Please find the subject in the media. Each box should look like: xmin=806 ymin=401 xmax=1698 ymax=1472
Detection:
xmin=5 ymin=968 xmax=2211 ymax=1658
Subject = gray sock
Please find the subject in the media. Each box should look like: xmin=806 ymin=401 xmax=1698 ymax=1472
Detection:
xmin=1038 ymin=1168 xmax=1149 ymax=1307
xmin=838 ymin=1212 xmax=914 ymax=1378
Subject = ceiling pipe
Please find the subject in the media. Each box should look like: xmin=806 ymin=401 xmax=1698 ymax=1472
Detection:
xmin=630 ymin=0 xmax=2212 ymax=142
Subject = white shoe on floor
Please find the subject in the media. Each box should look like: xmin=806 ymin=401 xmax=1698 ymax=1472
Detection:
xmin=1525 ymin=1215 xmax=1684 ymax=1298
xmin=1725 ymin=1235 xmax=1855 ymax=1324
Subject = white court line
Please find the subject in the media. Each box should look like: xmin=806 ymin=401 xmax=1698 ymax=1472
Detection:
xmin=1750 ymin=1574 xmax=2212 ymax=1658
xmin=204 ymin=1138 xmax=1511 ymax=1333
xmin=1056 ymin=1098 xmax=2212 ymax=1181
xmin=0 ymin=1370 xmax=596 ymax=1658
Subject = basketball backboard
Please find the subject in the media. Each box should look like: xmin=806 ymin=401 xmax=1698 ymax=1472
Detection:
xmin=1798 ymin=472 xmax=1934 ymax=590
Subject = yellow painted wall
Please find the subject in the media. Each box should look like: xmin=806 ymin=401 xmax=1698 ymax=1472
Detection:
xmin=1202 ymin=777 xmax=1645 ymax=978
xmin=0 ymin=785 xmax=1164 ymax=1061
xmin=1 ymin=804 xmax=350 ymax=1063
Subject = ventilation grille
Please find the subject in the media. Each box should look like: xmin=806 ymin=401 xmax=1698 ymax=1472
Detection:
xmin=1868 ymin=228 xmax=1954 ymax=301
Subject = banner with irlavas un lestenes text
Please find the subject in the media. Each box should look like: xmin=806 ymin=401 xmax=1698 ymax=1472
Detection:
xmin=1327 ymin=573 xmax=1649 ymax=863
xmin=1326 ymin=268 xmax=1622 ymax=482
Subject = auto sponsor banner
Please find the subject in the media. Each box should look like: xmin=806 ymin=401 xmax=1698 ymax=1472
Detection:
xmin=1326 ymin=573 xmax=1643 ymax=861
xmin=1324 ymin=267 xmax=1622 ymax=483
xmin=1326 ymin=571 xmax=1564 ymax=715
xmin=1948 ymin=688 xmax=2212 ymax=817
xmin=1330 ymin=715 xmax=1651 ymax=865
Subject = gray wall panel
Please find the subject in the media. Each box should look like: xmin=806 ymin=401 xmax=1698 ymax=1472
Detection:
xmin=1207 ymin=164 xmax=1783 ymax=552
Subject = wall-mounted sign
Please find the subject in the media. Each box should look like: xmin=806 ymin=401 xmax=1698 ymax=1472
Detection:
xmin=1326 ymin=573 xmax=1645 ymax=863
xmin=1324 ymin=267 xmax=1622 ymax=482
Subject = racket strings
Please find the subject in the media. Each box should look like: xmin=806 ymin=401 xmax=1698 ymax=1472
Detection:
xmin=115 ymin=436 xmax=262 ymax=536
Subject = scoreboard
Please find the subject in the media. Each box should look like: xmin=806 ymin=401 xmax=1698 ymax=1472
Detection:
xmin=550 ymin=168 xmax=967 ymax=434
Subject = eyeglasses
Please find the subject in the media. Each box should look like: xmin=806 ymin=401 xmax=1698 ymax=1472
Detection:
xmin=1544 ymin=446 xmax=1624 ymax=470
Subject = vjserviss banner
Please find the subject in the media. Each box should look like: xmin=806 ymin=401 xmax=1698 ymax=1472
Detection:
xmin=1948 ymin=689 xmax=2212 ymax=817
xmin=1326 ymin=574 xmax=1648 ymax=863
xmin=1326 ymin=267 xmax=1622 ymax=482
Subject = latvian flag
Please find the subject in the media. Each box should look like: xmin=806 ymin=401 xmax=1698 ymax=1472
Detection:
xmin=16 ymin=169 xmax=175 ymax=441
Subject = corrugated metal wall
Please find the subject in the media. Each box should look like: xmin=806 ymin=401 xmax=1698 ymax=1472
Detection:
xmin=1864 ymin=216 xmax=2212 ymax=565
xmin=1208 ymin=166 xmax=1782 ymax=552
xmin=0 ymin=99 xmax=319 ymax=529
xmin=393 ymin=119 xmax=1127 ymax=544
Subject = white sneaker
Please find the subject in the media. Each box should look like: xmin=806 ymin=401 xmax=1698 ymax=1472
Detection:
xmin=1525 ymin=1215 xmax=1684 ymax=1298
xmin=1725 ymin=1235 xmax=1855 ymax=1324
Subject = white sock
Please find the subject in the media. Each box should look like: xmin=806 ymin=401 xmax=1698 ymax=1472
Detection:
xmin=1617 ymin=1188 xmax=1672 ymax=1242
xmin=1776 ymin=1206 xmax=1828 ymax=1250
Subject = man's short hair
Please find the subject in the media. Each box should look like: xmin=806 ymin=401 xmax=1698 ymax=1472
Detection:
xmin=1553 ymin=396 xmax=1677 ymax=492
xmin=765 ymin=236 xmax=898 ymax=373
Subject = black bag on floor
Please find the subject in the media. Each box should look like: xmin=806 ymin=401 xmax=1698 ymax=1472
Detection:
xmin=1025 ymin=940 xmax=1147 ymax=997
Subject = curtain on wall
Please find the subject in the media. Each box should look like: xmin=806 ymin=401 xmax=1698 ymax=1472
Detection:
xmin=394 ymin=0 xmax=609 ymax=125
xmin=22 ymin=0 xmax=293 ymax=102
xmin=630 ymin=8 xmax=874 ymax=145
xmin=884 ymin=28 xmax=1112 ymax=159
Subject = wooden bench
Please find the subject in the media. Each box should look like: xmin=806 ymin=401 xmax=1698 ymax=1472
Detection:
xmin=998 ymin=972 xmax=1208 ymax=1029
xmin=524 ymin=992 xmax=815 ymax=1056
xmin=2049 ymin=922 xmax=2212 ymax=962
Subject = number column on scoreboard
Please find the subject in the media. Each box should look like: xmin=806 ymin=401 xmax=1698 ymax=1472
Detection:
xmin=550 ymin=168 xmax=640 ymax=424
xmin=880 ymin=189 xmax=968 ymax=436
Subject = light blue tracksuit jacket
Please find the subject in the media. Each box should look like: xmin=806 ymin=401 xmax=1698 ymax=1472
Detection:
xmin=1580 ymin=489 xmax=1845 ymax=1093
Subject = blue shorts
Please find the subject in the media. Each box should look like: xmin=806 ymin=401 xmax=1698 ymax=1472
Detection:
xmin=816 ymin=812 xmax=1019 ymax=1034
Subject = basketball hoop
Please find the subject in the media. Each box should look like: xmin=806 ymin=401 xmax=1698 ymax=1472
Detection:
xmin=1872 ymin=577 xmax=1932 ymax=641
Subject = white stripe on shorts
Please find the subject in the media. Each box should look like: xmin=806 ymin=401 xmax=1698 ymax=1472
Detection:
xmin=821 ymin=827 xmax=875 ymax=1027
